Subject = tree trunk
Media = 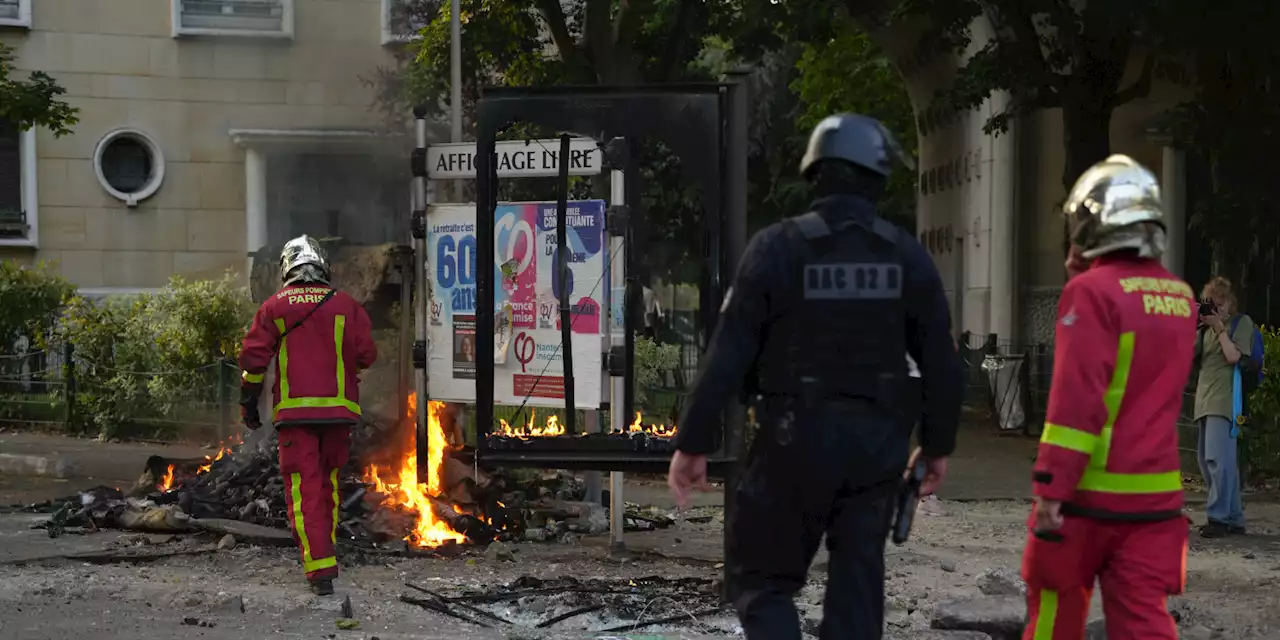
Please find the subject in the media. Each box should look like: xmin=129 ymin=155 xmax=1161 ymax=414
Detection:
xmin=1060 ymin=102 xmax=1114 ymax=193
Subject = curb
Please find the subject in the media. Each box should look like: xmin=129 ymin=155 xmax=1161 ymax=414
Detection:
xmin=0 ymin=453 xmax=73 ymax=479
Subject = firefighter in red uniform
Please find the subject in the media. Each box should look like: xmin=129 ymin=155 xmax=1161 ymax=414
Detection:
xmin=1023 ymin=155 xmax=1194 ymax=640
xmin=239 ymin=235 xmax=377 ymax=596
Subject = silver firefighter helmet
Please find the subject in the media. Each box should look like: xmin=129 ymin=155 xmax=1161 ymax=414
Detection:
xmin=279 ymin=234 xmax=330 ymax=286
xmin=1063 ymin=154 xmax=1166 ymax=259
xmin=800 ymin=113 xmax=915 ymax=179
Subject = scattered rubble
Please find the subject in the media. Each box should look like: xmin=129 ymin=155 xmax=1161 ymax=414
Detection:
xmin=976 ymin=567 xmax=1025 ymax=596
xmin=399 ymin=575 xmax=733 ymax=634
xmin=931 ymin=596 xmax=1026 ymax=640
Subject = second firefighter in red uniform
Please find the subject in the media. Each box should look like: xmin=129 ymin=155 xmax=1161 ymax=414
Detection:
xmin=239 ymin=235 xmax=377 ymax=596
xmin=1023 ymin=155 xmax=1195 ymax=640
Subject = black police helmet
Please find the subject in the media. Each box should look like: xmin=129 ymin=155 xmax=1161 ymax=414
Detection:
xmin=800 ymin=113 xmax=915 ymax=179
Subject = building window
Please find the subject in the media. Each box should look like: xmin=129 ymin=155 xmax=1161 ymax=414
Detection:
xmin=171 ymin=0 xmax=294 ymax=39
xmin=0 ymin=0 xmax=31 ymax=28
xmin=0 ymin=121 xmax=37 ymax=246
xmin=382 ymin=0 xmax=429 ymax=44
xmin=93 ymin=129 xmax=166 ymax=207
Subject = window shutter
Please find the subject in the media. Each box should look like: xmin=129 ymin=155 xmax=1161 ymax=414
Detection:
xmin=0 ymin=121 xmax=26 ymax=238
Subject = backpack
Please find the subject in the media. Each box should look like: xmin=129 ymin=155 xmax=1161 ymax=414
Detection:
xmin=1229 ymin=315 xmax=1265 ymax=396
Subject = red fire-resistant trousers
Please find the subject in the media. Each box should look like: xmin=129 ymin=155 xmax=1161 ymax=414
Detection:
xmin=1021 ymin=512 xmax=1189 ymax=640
xmin=278 ymin=423 xmax=351 ymax=582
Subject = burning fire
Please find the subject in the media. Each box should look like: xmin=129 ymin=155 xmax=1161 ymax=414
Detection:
xmin=364 ymin=395 xmax=467 ymax=547
xmin=495 ymin=410 xmax=676 ymax=438
xmin=621 ymin=412 xmax=677 ymax=437
xmin=157 ymin=464 xmax=176 ymax=491
xmin=497 ymin=409 xmax=566 ymax=438
xmin=197 ymin=434 xmax=243 ymax=474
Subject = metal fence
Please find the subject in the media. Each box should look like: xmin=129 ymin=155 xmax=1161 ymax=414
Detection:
xmin=958 ymin=331 xmax=1280 ymax=484
xmin=0 ymin=342 xmax=241 ymax=442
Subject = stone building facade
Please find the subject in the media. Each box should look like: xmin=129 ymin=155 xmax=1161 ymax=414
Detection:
xmin=0 ymin=0 xmax=415 ymax=295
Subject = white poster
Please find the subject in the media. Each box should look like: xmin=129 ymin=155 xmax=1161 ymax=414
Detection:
xmin=427 ymin=202 xmax=606 ymax=409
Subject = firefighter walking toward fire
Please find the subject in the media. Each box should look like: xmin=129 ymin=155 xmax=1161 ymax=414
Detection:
xmin=667 ymin=113 xmax=963 ymax=640
xmin=1023 ymin=155 xmax=1193 ymax=639
xmin=239 ymin=235 xmax=378 ymax=596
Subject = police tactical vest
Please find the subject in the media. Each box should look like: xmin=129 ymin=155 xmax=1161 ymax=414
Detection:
xmin=756 ymin=210 xmax=908 ymax=406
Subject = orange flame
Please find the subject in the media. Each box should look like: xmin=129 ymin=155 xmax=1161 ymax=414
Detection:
xmin=364 ymin=395 xmax=466 ymax=547
xmin=157 ymin=464 xmax=176 ymax=492
xmin=624 ymin=411 xmax=677 ymax=437
xmin=496 ymin=408 xmax=567 ymax=437
xmin=197 ymin=434 xmax=242 ymax=474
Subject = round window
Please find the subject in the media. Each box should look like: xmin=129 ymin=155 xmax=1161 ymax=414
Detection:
xmin=93 ymin=129 xmax=165 ymax=206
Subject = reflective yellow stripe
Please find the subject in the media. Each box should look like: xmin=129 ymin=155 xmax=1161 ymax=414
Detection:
xmin=1088 ymin=331 xmax=1136 ymax=471
xmin=289 ymin=471 xmax=313 ymax=566
xmin=330 ymin=468 xmax=340 ymax=545
xmin=241 ymin=370 xmax=264 ymax=384
xmin=1068 ymin=331 xmax=1178 ymax=495
xmin=1040 ymin=423 xmax=1097 ymax=454
xmin=1033 ymin=589 xmax=1058 ymax=640
xmin=1078 ymin=469 xmax=1182 ymax=494
xmin=334 ymin=315 xmax=346 ymax=401
xmin=273 ymin=318 xmax=291 ymax=403
xmin=277 ymin=396 xmax=363 ymax=414
xmin=272 ymin=314 xmax=359 ymax=418
xmin=305 ymin=555 xmax=337 ymax=573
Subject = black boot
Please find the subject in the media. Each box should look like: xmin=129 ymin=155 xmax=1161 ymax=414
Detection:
xmin=310 ymin=578 xmax=335 ymax=596
xmin=1199 ymin=520 xmax=1230 ymax=538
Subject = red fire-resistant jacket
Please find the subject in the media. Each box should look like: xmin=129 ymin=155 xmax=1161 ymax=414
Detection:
xmin=1033 ymin=254 xmax=1195 ymax=518
xmin=239 ymin=284 xmax=377 ymax=425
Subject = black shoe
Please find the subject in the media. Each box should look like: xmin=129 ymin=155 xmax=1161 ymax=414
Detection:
xmin=1199 ymin=520 xmax=1230 ymax=538
xmin=310 ymin=578 xmax=335 ymax=596
xmin=1228 ymin=523 xmax=1247 ymax=535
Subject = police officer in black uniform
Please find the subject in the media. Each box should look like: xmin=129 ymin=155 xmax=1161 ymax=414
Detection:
xmin=667 ymin=113 xmax=963 ymax=640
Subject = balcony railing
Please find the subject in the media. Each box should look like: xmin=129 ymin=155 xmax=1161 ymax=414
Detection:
xmin=177 ymin=0 xmax=288 ymax=35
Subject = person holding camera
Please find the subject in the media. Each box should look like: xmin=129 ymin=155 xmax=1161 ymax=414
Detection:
xmin=1194 ymin=276 xmax=1253 ymax=537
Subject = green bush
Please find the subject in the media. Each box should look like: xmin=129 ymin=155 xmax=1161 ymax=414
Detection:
xmin=1241 ymin=325 xmax=1280 ymax=481
xmin=634 ymin=335 xmax=680 ymax=408
xmin=51 ymin=273 xmax=254 ymax=438
xmin=0 ymin=260 xmax=75 ymax=350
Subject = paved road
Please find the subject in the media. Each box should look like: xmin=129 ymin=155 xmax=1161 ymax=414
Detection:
xmin=0 ymin=432 xmax=211 ymax=504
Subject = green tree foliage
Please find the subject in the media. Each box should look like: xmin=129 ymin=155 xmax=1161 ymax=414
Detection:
xmin=0 ymin=261 xmax=75 ymax=351
xmin=633 ymin=334 xmax=680 ymax=408
xmin=53 ymin=274 xmax=254 ymax=438
xmin=1150 ymin=1 xmax=1280 ymax=308
xmin=896 ymin=0 xmax=1157 ymax=190
xmin=792 ymin=23 xmax=917 ymax=230
xmin=0 ymin=41 xmax=78 ymax=136
xmin=380 ymin=0 xmax=725 ymax=125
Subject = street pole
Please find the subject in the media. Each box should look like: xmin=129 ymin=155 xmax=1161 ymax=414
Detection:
xmin=449 ymin=0 xmax=463 ymax=201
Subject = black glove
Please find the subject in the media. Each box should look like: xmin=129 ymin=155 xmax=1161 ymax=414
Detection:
xmin=241 ymin=401 xmax=262 ymax=431
xmin=240 ymin=387 xmax=262 ymax=431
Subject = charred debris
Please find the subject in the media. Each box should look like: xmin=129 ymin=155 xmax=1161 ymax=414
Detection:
xmin=9 ymin=420 xmax=677 ymax=553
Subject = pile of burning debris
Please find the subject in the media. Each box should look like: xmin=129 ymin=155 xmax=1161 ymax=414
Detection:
xmin=20 ymin=396 xmax=676 ymax=552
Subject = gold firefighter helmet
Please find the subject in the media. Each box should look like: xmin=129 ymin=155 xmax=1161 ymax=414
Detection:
xmin=1063 ymin=154 xmax=1167 ymax=260
xmin=279 ymin=234 xmax=330 ymax=285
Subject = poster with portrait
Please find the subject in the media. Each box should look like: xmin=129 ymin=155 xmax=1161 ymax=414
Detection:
xmin=426 ymin=201 xmax=606 ymax=408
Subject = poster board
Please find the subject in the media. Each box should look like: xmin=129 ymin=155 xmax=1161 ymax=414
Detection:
xmin=427 ymin=201 xmax=606 ymax=409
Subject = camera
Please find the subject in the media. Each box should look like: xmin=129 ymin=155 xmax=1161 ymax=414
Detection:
xmin=1199 ymin=300 xmax=1217 ymax=316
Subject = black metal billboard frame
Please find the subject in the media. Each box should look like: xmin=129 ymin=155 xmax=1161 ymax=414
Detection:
xmin=468 ymin=83 xmax=749 ymax=475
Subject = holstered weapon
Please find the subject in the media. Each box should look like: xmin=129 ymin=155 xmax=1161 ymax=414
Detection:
xmin=891 ymin=458 xmax=927 ymax=545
